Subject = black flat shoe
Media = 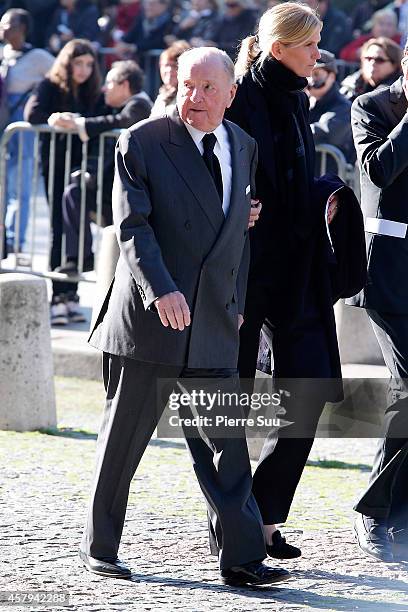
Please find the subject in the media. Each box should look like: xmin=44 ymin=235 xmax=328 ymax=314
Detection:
xmin=221 ymin=560 xmax=290 ymax=586
xmin=79 ymin=550 xmax=132 ymax=578
xmin=354 ymin=514 xmax=394 ymax=563
xmin=266 ymin=530 xmax=301 ymax=559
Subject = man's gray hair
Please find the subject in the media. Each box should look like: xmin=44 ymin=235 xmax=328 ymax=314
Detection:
xmin=178 ymin=47 xmax=235 ymax=83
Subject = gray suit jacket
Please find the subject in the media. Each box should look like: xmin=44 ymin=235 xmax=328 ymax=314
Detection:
xmin=89 ymin=108 xmax=258 ymax=368
xmin=347 ymin=77 xmax=408 ymax=313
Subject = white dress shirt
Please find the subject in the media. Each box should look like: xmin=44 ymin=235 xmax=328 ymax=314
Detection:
xmin=183 ymin=121 xmax=232 ymax=216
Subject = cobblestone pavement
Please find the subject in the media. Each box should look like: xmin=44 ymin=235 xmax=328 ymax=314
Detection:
xmin=1 ymin=378 xmax=407 ymax=612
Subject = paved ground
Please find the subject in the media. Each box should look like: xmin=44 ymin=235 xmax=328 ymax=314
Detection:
xmin=1 ymin=377 xmax=407 ymax=612
xmin=1 ymin=190 xmax=408 ymax=611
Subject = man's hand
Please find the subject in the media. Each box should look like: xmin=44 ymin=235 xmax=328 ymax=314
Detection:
xmin=248 ymin=199 xmax=262 ymax=228
xmin=155 ymin=291 xmax=191 ymax=331
xmin=238 ymin=314 xmax=244 ymax=330
xmin=327 ymin=194 xmax=339 ymax=225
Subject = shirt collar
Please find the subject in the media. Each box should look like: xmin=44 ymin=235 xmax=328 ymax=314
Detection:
xmin=183 ymin=120 xmax=226 ymax=149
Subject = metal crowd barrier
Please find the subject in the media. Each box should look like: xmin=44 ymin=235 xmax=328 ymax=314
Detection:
xmin=0 ymin=121 xmax=121 ymax=283
xmin=315 ymin=143 xmax=358 ymax=194
xmin=0 ymin=124 xmax=361 ymax=285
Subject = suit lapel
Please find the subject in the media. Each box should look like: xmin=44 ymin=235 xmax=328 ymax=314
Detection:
xmin=205 ymin=121 xmax=249 ymax=261
xmin=161 ymin=109 xmax=225 ymax=234
xmin=389 ymin=77 xmax=408 ymax=123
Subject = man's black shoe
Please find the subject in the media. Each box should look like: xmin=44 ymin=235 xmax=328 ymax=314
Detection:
xmin=79 ymin=550 xmax=132 ymax=578
xmin=266 ymin=530 xmax=301 ymax=559
xmin=354 ymin=514 xmax=394 ymax=563
xmin=221 ymin=560 xmax=290 ymax=586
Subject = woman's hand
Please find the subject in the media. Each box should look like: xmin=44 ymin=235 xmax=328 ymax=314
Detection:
xmin=47 ymin=113 xmax=78 ymax=130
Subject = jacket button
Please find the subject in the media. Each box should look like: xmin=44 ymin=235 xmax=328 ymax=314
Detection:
xmin=231 ymin=268 xmax=235 ymax=276
xmin=184 ymin=220 xmax=191 ymax=230
xmin=226 ymin=303 xmax=230 ymax=310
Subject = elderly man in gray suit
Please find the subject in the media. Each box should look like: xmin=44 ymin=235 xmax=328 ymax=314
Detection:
xmin=79 ymin=47 xmax=288 ymax=587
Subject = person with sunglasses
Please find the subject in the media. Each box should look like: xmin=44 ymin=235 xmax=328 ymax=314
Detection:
xmin=340 ymin=36 xmax=402 ymax=102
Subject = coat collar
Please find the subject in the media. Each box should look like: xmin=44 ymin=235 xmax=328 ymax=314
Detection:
xmin=389 ymin=76 xmax=408 ymax=121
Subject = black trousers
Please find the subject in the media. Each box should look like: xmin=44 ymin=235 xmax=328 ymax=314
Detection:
xmin=43 ymin=167 xmax=78 ymax=299
xmin=81 ymin=353 xmax=266 ymax=570
xmin=238 ymin=280 xmax=331 ymax=525
xmin=354 ymin=310 xmax=408 ymax=544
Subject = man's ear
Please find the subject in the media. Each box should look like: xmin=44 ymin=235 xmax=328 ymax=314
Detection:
xmin=227 ymin=83 xmax=238 ymax=108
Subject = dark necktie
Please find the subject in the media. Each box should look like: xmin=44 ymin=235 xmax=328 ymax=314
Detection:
xmin=202 ymin=133 xmax=223 ymax=204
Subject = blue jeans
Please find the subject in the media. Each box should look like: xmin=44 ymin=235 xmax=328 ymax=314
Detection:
xmin=5 ymin=93 xmax=34 ymax=249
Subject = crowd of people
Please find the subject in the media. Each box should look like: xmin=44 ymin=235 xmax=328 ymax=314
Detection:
xmin=0 ymin=1 xmax=407 ymax=325
xmin=0 ymin=1 xmax=407 ymax=60
xmin=0 ymin=0 xmax=407 ymax=587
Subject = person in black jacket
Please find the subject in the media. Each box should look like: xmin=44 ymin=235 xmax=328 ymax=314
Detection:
xmin=226 ymin=2 xmax=347 ymax=560
xmin=45 ymin=0 xmax=101 ymax=54
xmin=25 ymin=38 xmax=104 ymax=325
xmin=53 ymin=59 xmax=152 ymax=276
xmin=348 ymin=49 xmax=408 ymax=564
xmin=212 ymin=0 xmax=259 ymax=60
xmin=116 ymin=0 xmax=173 ymax=67
xmin=308 ymin=49 xmax=355 ymax=172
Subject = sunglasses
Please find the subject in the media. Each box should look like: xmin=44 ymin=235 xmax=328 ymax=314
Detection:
xmin=362 ymin=56 xmax=391 ymax=64
xmin=225 ymin=2 xmax=240 ymax=7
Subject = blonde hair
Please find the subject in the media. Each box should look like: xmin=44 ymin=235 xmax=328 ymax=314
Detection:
xmin=235 ymin=2 xmax=322 ymax=78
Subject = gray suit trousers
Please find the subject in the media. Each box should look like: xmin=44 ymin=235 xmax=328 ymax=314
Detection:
xmin=81 ymin=353 xmax=266 ymax=569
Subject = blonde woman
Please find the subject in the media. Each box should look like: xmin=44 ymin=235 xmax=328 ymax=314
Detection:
xmin=227 ymin=2 xmax=345 ymax=560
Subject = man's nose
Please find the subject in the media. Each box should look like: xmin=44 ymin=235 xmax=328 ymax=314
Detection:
xmin=190 ymin=87 xmax=203 ymax=102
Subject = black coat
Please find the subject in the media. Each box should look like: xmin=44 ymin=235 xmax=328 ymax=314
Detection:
xmin=319 ymin=4 xmax=352 ymax=56
xmin=226 ymin=67 xmax=365 ymax=389
xmin=213 ymin=9 xmax=259 ymax=60
xmin=83 ymin=92 xmax=153 ymax=215
xmin=45 ymin=0 xmax=101 ymax=49
xmin=347 ymin=77 xmax=408 ymax=314
xmin=24 ymin=77 xmax=105 ymax=175
xmin=122 ymin=11 xmax=173 ymax=56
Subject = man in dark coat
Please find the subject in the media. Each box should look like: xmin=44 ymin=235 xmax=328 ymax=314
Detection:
xmin=53 ymin=59 xmax=153 ymax=277
xmin=348 ymin=48 xmax=408 ymax=563
xmin=212 ymin=0 xmax=259 ymax=60
xmin=118 ymin=0 xmax=173 ymax=67
xmin=79 ymin=47 xmax=290 ymax=587
xmin=308 ymin=49 xmax=355 ymax=173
